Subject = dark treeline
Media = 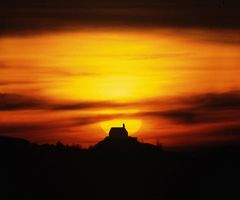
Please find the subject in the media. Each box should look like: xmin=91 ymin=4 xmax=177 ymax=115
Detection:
xmin=0 ymin=136 xmax=239 ymax=200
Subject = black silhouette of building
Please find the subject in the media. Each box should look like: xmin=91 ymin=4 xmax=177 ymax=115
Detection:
xmin=109 ymin=124 xmax=128 ymax=138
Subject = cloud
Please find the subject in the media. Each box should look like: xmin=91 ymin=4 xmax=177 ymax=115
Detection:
xmin=208 ymin=125 xmax=240 ymax=139
xmin=3 ymin=90 xmax=240 ymax=126
xmin=0 ymin=113 xmax=125 ymax=138
xmin=1 ymin=0 xmax=240 ymax=35
xmin=2 ymin=90 xmax=240 ymax=128
xmin=0 ymin=93 xmax=46 ymax=111
xmin=0 ymin=80 xmax=35 ymax=86
xmin=191 ymin=91 xmax=240 ymax=110
xmin=0 ymin=93 xmax=129 ymax=111
xmin=0 ymin=122 xmax=57 ymax=135
xmin=160 ymin=109 xmax=198 ymax=124
xmin=137 ymin=90 xmax=240 ymax=125
xmin=1 ymin=90 xmax=240 ymax=146
xmin=72 ymin=115 xmax=119 ymax=126
xmin=156 ymin=124 xmax=240 ymax=147
xmin=51 ymin=101 xmax=128 ymax=111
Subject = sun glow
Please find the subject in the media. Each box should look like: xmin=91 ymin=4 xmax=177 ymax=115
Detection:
xmin=0 ymin=30 xmax=199 ymax=101
xmin=1 ymin=28 xmax=240 ymax=146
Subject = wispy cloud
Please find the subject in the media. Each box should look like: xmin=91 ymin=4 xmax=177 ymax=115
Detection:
xmin=137 ymin=90 xmax=240 ymax=125
xmin=0 ymin=93 xmax=46 ymax=111
xmin=2 ymin=90 xmax=240 ymax=122
xmin=0 ymin=93 xmax=129 ymax=111
xmin=1 ymin=90 xmax=240 ymax=146
xmin=154 ymin=123 xmax=240 ymax=148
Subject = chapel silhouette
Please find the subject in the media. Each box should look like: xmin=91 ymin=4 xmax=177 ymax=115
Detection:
xmin=108 ymin=123 xmax=128 ymax=138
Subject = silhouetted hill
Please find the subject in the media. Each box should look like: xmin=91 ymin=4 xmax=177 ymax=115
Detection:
xmin=0 ymin=136 xmax=30 ymax=149
xmin=0 ymin=136 xmax=239 ymax=200
xmin=92 ymin=136 xmax=162 ymax=154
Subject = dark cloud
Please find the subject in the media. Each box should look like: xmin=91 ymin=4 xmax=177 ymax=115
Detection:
xmin=0 ymin=93 xmax=46 ymax=111
xmin=208 ymin=125 xmax=240 ymax=138
xmin=138 ymin=90 xmax=240 ymax=125
xmin=0 ymin=93 xmax=129 ymax=111
xmin=51 ymin=101 xmax=128 ymax=111
xmin=191 ymin=91 xmax=240 ymax=110
xmin=0 ymin=122 xmax=58 ymax=135
xmin=161 ymin=109 xmax=198 ymax=124
xmin=1 ymin=0 xmax=240 ymax=35
xmin=72 ymin=114 xmax=122 ymax=126
xmin=167 ymin=91 xmax=240 ymax=124
xmin=159 ymin=124 xmax=240 ymax=139
xmin=2 ymin=90 xmax=240 ymax=127
xmin=134 ymin=110 xmax=196 ymax=124
xmin=1 ymin=90 xmax=240 ymax=146
xmin=157 ymin=124 xmax=240 ymax=147
xmin=0 ymin=81 xmax=35 ymax=86
xmin=0 ymin=113 xmax=124 ymax=137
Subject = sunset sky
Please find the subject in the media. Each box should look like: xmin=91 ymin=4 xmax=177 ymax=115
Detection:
xmin=1 ymin=0 xmax=240 ymax=148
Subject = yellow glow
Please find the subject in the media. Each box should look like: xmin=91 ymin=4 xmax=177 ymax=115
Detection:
xmin=1 ymin=29 xmax=240 ymax=146
xmin=97 ymin=108 xmax=139 ymax=115
xmin=100 ymin=119 xmax=142 ymax=135
xmin=1 ymin=30 xmax=240 ymax=102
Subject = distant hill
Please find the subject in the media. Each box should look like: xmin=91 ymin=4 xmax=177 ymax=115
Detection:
xmin=0 ymin=136 xmax=30 ymax=148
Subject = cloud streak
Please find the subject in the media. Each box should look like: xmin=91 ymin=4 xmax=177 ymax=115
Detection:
xmin=1 ymin=0 xmax=240 ymax=35
xmin=1 ymin=90 xmax=240 ymax=146
xmin=0 ymin=93 xmax=46 ymax=111
xmin=155 ymin=124 xmax=240 ymax=148
xmin=137 ymin=90 xmax=240 ymax=125
xmin=0 ymin=93 xmax=130 ymax=111
xmin=2 ymin=91 xmax=240 ymax=124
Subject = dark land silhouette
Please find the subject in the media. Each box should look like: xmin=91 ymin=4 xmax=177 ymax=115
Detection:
xmin=0 ymin=125 xmax=240 ymax=200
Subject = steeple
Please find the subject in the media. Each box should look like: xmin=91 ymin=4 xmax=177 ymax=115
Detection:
xmin=123 ymin=123 xmax=125 ymax=129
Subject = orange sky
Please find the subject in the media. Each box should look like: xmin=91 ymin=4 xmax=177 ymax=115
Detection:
xmin=0 ymin=28 xmax=240 ymax=148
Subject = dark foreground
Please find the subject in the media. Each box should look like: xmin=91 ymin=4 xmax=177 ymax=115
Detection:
xmin=0 ymin=136 xmax=239 ymax=200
